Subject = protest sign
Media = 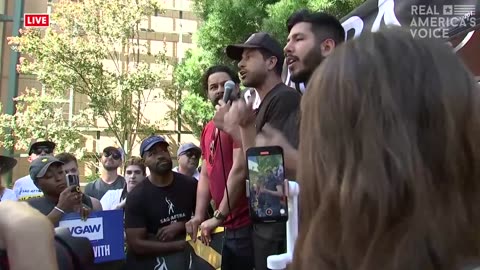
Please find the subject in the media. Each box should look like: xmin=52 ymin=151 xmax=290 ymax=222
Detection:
xmin=59 ymin=210 xmax=125 ymax=264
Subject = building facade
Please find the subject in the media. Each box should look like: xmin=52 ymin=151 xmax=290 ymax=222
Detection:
xmin=0 ymin=0 xmax=201 ymax=182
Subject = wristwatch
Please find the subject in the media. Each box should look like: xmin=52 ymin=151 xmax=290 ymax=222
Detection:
xmin=213 ymin=210 xmax=226 ymax=220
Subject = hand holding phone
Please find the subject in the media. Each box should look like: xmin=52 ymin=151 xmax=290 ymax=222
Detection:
xmin=66 ymin=174 xmax=81 ymax=193
xmin=246 ymin=146 xmax=288 ymax=223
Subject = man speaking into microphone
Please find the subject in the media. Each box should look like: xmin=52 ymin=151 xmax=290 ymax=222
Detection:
xmin=185 ymin=65 xmax=254 ymax=270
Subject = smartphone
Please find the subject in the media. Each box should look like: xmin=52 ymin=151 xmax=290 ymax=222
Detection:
xmin=66 ymin=174 xmax=81 ymax=192
xmin=246 ymin=146 xmax=288 ymax=223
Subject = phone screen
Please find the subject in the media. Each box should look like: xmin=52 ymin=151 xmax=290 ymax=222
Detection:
xmin=66 ymin=174 xmax=80 ymax=187
xmin=246 ymin=146 xmax=288 ymax=223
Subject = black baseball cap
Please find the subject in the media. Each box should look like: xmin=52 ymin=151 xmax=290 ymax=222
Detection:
xmin=28 ymin=140 xmax=56 ymax=155
xmin=226 ymin=32 xmax=284 ymax=62
xmin=29 ymin=156 xmax=64 ymax=183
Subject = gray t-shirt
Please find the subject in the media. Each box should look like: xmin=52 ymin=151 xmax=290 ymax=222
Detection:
xmin=84 ymin=176 xmax=126 ymax=200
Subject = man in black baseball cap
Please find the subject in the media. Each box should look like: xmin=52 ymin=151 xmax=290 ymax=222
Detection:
xmin=221 ymin=32 xmax=302 ymax=270
xmin=13 ymin=139 xmax=56 ymax=201
xmin=28 ymin=140 xmax=56 ymax=156
xmin=226 ymin=32 xmax=284 ymax=63
xmin=27 ymin=156 xmax=91 ymax=226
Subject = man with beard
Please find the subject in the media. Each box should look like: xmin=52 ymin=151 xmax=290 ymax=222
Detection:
xmin=185 ymin=65 xmax=254 ymax=270
xmin=255 ymin=10 xmax=346 ymax=176
xmin=223 ymin=32 xmax=301 ymax=270
xmin=84 ymin=146 xmax=126 ymax=200
xmin=285 ymin=9 xmax=345 ymax=86
xmin=125 ymin=135 xmax=197 ymax=269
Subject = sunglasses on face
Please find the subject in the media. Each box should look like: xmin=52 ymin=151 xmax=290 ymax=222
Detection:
xmin=185 ymin=151 xmax=200 ymax=159
xmin=33 ymin=147 xmax=53 ymax=155
xmin=103 ymin=152 xmax=121 ymax=160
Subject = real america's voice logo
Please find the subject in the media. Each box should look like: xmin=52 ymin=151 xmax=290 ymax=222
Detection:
xmin=410 ymin=4 xmax=476 ymax=38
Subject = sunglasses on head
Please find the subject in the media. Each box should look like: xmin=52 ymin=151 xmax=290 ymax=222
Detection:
xmin=33 ymin=147 xmax=53 ymax=155
xmin=103 ymin=152 xmax=121 ymax=160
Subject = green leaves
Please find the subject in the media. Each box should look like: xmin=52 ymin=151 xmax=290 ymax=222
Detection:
xmin=172 ymin=0 xmax=363 ymax=137
xmin=0 ymin=88 xmax=88 ymax=157
xmin=7 ymin=0 xmax=167 ymax=160
xmin=180 ymin=93 xmax=215 ymax=138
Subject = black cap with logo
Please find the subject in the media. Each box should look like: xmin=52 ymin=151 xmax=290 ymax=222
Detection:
xmin=225 ymin=32 xmax=284 ymax=63
xmin=29 ymin=156 xmax=64 ymax=184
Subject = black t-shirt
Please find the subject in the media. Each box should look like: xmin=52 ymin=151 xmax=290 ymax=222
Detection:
xmin=124 ymin=172 xmax=197 ymax=263
xmin=255 ymin=83 xmax=301 ymax=149
xmin=0 ymin=250 xmax=8 ymax=270
xmin=254 ymin=83 xmax=301 ymax=241
xmin=84 ymin=176 xmax=126 ymax=200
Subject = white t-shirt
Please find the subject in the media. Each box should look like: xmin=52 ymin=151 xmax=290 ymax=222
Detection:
xmin=172 ymin=167 xmax=200 ymax=181
xmin=244 ymin=89 xmax=261 ymax=110
xmin=100 ymin=189 xmax=124 ymax=210
xmin=13 ymin=175 xmax=43 ymax=201
xmin=0 ymin=189 xmax=17 ymax=201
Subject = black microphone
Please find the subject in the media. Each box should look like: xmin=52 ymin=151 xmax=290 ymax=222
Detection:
xmin=223 ymin=80 xmax=235 ymax=103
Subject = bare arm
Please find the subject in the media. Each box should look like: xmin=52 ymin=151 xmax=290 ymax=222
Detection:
xmin=195 ymin=161 xmax=212 ymax=220
xmin=0 ymin=201 xmax=58 ymax=270
xmin=240 ymin=125 xmax=257 ymax=154
xmin=90 ymin=197 xmax=103 ymax=211
xmin=218 ymin=148 xmax=247 ymax=216
xmin=261 ymin=184 xmax=284 ymax=197
xmin=283 ymin=147 xmax=298 ymax=179
xmin=46 ymin=207 xmax=65 ymax=225
xmin=126 ymin=228 xmax=185 ymax=256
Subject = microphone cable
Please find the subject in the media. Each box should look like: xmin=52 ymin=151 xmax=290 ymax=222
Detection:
xmin=215 ymin=89 xmax=243 ymax=249
xmin=217 ymin=130 xmax=234 ymax=233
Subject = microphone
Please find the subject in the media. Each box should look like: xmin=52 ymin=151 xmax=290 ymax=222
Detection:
xmin=223 ymin=80 xmax=235 ymax=103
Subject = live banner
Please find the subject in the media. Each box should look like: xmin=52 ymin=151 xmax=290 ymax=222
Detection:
xmin=58 ymin=210 xmax=125 ymax=264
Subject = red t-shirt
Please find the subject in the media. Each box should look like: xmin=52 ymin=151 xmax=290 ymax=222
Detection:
xmin=200 ymin=120 xmax=251 ymax=229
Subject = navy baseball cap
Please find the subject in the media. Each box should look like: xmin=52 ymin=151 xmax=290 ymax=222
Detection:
xmin=140 ymin=135 xmax=169 ymax=157
xmin=177 ymin=143 xmax=201 ymax=157
xmin=29 ymin=156 xmax=64 ymax=183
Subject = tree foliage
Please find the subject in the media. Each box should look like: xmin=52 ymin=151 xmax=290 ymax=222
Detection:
xmin=7 ymin=0 xmax=167 ymax=159
xmin=172 ymin=0 xmax=364 ymax=137
xmin=0 ymin=88 xmax=88 ymax=157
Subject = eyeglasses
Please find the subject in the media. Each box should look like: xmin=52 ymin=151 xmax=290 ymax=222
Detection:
xmin=103 ymin=152 xmax=121 ymax=160
xmin=33 ymin=147 xmax=53 ymax=155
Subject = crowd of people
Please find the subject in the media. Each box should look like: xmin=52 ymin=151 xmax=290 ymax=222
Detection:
xmin=1 ymin=5 xmax=480 ymax=270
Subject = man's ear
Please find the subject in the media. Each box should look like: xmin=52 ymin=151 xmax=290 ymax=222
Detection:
xmin=267 ymin=57 xmax=278 ymax=72
xmin=321 ymin=39 xmax=337 ymax=57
